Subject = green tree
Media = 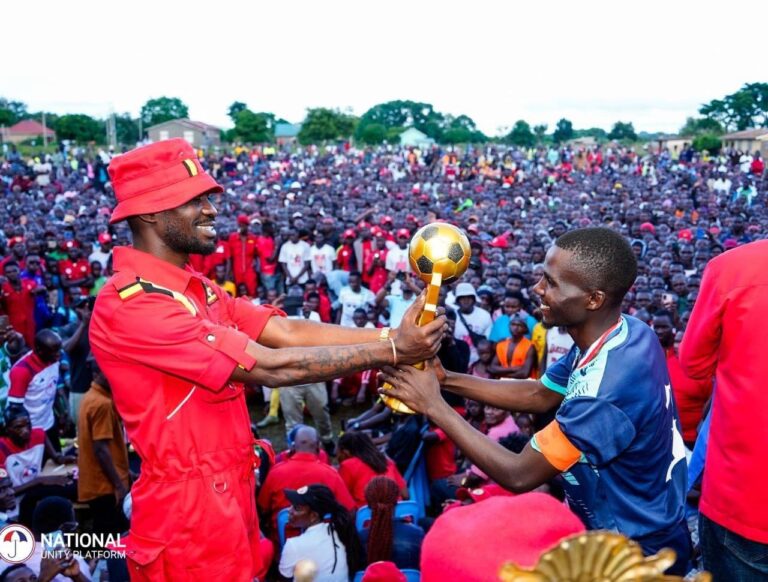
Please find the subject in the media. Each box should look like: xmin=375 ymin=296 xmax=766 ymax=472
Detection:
xmin=357 ymin=123 xmax=388 ymax=145
xmin=0 ymin=98 xmax=28 ymax=126
xmin=298 ymin=108 xmax=357 ymax=145
xmin=53 ymin=114 xmax=105 ymax=143
xmin=140 ymin=97 xmax=189 ymax=127
xmin=607 ymin=121 xmax=637 ymax=141
xmin=552 ymin=118 xmax=574 ymax=143
xmin=506 ymin=120 xmax=535 ymax=147
xmin=114 ymin=114 xmax=140 ymax=144
xmin=356 ymin=100 xmax=445 ymax=140
xmin=679 ymin=117 xmax=723 ymax=136
xmin=227 ymin=101 xmax=248 ymax=123
xmin=692 ymin=134 xmax=722 ymax=154
xmin=699 ymin=83 xmax=768 ymax=131
xmin=232 ymin=110 xmax=274 ymax=143
xmin=533 ymin=124 xmax=548 ymax=144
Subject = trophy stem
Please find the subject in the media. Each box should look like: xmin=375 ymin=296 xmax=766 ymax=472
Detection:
xmin=381 ymin=272 xmax=443 ymax=414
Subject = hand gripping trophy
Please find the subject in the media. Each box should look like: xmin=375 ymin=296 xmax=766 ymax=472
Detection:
xmin=380 ymin=222 xmax=471 ymax=413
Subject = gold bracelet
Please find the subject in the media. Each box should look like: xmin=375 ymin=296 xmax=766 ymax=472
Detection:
xmin=388 ymin=337 xmax=398 ymax=367
xmin=379 ymin=327 xmax=391 ymax=341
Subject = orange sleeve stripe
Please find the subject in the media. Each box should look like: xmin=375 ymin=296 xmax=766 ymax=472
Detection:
xmin=535 ymin=421 xmax=582 ymax=471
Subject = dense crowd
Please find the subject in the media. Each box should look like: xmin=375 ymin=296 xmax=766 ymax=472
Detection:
xmin=0 ymin=138 xmax=765 ymax=580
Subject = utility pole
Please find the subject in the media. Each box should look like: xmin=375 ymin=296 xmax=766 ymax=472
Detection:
xmin=42 ymin=111 xmax=48 ymax=147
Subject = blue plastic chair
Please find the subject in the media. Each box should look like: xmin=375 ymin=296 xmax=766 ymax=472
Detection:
xmin=276 ymin=507 xmax=291 ymax=548
xmin=355 ymin=499 xmax=421 ymax=531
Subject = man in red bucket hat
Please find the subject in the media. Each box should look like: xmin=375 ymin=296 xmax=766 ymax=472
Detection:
xmin=89 ymin=139 xmax=447 ymax=581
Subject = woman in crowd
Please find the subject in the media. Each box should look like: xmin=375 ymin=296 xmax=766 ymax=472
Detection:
xmin=280 ymin=484 xmax=362 ymax=582
xmin=359 ymin=477 xmax=424 ymax=570
xmin=337 ymin=432 xmax=408 ymax=507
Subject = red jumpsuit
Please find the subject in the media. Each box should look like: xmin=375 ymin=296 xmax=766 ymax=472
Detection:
xmin=228 ymin=232 xmax=259 ymax=295
xmin=90 ymin=247 xmax=283 ymax=581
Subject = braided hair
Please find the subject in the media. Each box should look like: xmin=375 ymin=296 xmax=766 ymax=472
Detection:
xmin=303 ymin=485 xmax=363 ymax=574
xmin=338 ymin=432 xmax=388 ymax=474
xmin=363 ymin=476 xmax=400 ymax=564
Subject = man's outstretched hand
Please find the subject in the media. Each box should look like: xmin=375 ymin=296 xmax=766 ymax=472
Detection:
xmin=391 ymin=291 xmax=447 ymax=365
xmin=379 ymin=360 xmax=445 ymax=416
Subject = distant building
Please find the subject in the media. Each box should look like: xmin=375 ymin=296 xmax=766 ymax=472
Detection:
xmin=399 ymin=127 xmax=435 ymax=148
xmin=567 ymin=136 xmax=598 ymax=148
xmin=147 ymin=119 xmax=221 ymax=148
xmin=721 ymin=128 xmax=768 ymax=157
xmin=1 ymin=119 xmax=56 ymax=144
xmin=275 ymin=123 xmax=301 ymax=147
xmin=654 ymin=135 xmax=692 ymax=157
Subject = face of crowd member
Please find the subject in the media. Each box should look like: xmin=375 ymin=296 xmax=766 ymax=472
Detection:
xmin=0 ymin=475 xmax=16 ymax=512
xmin=214 ymin=264 xmax=227 ymax=283
xmin=670 ymin=274 xmax=688 ymax=297
xmin=91 ymin=261 xmax=102 ymax=279
xmin=24 ymin=255 xmax=42 ymax=275
xmin=6 ymin=415 xmax=32 ymax=447
xmin=3 ymin=566 xmax=36 ymax=582
xmin=349 ymin=273 xmax=362 ymax=293
xmin=652 ymin=314 xmax=675 ymax=348
xmin=674 ymin=330 xmax=685 ymax=352
xmin=457 ymin=295 xmax=475 ymax=314
xmin=288 ymin=503 xmax=317 ymax=530
xmin=352 ymin=309 xmax=367 ymax=328
xmin=313 ymin=232 xmax=325 ymax=248
xmin=502 ymin=296 xmax=522 ymax=317
xmin=3 ymin=264 xmax=20 ymax=284
xmin=397 ymin=234 xmax=408 ymax=250
xmin=635 ymin=291 xmax=652 ymax=311
xmin=678 ymin=245 xmax=693 ymax=267
xmin=465 ymin=399 xmax=484 ymax=420
xmin=154 ymin=192 xmax=219 ymax=255
xmin=484 ymin=405 xmax=509 ymax=428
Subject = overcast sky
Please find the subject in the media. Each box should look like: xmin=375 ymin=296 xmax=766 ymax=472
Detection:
xmin=4 ymin=0 xmax=765 ymax=136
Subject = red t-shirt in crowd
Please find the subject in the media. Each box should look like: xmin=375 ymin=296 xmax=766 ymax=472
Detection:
xmin=425 ymin=428 xmax=457 ymax=481
xmin=256 ymin=236 xmax=278 ymax=276
xmin=338 ymin=456 xmax=406 ymax=507
xmin=1 ymin=279 xmax=37 ymax=346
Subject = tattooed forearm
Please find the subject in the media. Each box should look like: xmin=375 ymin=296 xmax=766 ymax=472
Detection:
xmin=254 ymin=342 xmax=393 ymax=388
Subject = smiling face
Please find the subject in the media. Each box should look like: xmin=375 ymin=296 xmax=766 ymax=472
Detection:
xmin=157 ymin=192 xmax=219 ymax=255
xmin=532 ymin=246 xmax=594 ymax=329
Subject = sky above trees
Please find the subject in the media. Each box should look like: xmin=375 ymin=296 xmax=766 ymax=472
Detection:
xmin=3 ymin=0 xmax=766 ymax=136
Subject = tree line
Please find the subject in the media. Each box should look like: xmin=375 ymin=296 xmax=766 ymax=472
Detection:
xmin=2 ymin=82 xmax=765 ymax=147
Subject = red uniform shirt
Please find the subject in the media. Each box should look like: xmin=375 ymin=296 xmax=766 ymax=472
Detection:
xmin=90 ymin=246 xmax=283 ymax=579
xmin=227 ymin=233 xmax=259 ymax=275
xmin=336 ymin=244 xmax=355 ymax=272
xmin=202 ymin=240 xmax=230 ymax=277
xmin=1 ymin=279 xmax=37 ymax=347
xmin=257 ymin=452 xmax=355 ymax=528
xmin=680 ymin=240 xmax=768 ymax=543
xmin=338 ymin=456 xmax=406 ymax=507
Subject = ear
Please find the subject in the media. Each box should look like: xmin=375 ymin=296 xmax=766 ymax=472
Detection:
xmin=585 ymin=289 xmax=607 ymax=312
xmin=136 ymin=213 xmax=158 ymax=225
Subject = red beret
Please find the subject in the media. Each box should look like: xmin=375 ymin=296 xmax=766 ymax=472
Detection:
xmin=109 ymin=138 xmax=223 ymax=224
xmin=420 ymin=493 xmax=585 ymax=582
xmin=677 ymin=229 xmax=693 ymax=241
xmin=237 ymin=214 xmax=250 ymax=226
xmin=343 ymin=229 xmax=357 ymax=239
xmin=97 ymin=233 xmax=112 ymax=244
xmin=396 ymin=228 xmax=411 ymax=238
xmin=640 ymin=222 xmax=656 ymax=235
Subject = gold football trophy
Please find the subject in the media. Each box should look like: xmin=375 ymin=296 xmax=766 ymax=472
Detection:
xmin=380 ymin=222 xmax=471 ymax=413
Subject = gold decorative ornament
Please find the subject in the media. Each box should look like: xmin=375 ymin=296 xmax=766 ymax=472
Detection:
xmin=498 ymin=531 xmax=711 ymax=582
xmin=380 ymin=222 xmax=471 ymax=413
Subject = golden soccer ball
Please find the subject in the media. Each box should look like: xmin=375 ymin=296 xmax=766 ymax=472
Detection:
xmin=409 ymin=222 xmax=471 ymax=284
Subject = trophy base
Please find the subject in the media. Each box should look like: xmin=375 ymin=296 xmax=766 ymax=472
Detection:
xmin=380 ymin=391 xmax=417 ymax=415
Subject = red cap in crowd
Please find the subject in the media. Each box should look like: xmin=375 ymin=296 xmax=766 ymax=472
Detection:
xmin=361 ymin=561 xmax=406 ymax=582
xmin=420 ymin=493 xmax=585 ymax=582
xmin=109 ymin=138 xmax=223 ymax=224
xmin=724 ymin=238 xmax=738 ymax=249
xmin=677 ymin=228 xmax=693 ymax=241
xmin=8 ymin=236 xmax=24 ymax=248
xmin=639 ymin=222 xmax=655 ymax=235
xmin=380 ymin=215 xmax=394 ymax=225
xmin=343 ymin=229 xmax=357 ymax=239
xmin=98 ymin=233 xmax=112 ymax=244
xmin=371 ymin=226 xmax=384 ymax=238
xmin=467 ymin=224 xmax=480 ymax=235
xmin=237 ymin=214 xmax=250 ymax=226
xmin=396 ymin=228 xmax=410 ymax=239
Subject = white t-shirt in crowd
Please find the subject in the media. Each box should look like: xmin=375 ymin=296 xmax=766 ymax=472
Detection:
xmin=454 ymin=306 xmax=492 ymax=363
xmin=89 ymin=247 xmax=112 ymax=269
xmin=337 ymin=286 xmax=375 ymax=327
xmin=310 ymin=244 xmax=336 ymax=275
xmin=386 ymin=293 xmax=416 ymax=328
xmin=545 ymin=327 xmax=574 ymax=369
xmin=385 ymin=247 xmax=411 ymax=274
xmin=279 ymin=523 xmax=349 ymax=582
xmin=279 ymin=240 xmax=311 ymax=284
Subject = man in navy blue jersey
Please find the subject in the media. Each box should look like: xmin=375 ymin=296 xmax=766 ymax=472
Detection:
xmin=381 ymin=228 xmax=690 ymax=575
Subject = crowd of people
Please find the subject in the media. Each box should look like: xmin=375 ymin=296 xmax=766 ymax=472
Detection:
xmin=0 ymin=136 xmax=765 ymax=581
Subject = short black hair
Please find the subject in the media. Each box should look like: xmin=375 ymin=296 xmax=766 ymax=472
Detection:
xmin=555 ymin=228 xmax=637 ymax=308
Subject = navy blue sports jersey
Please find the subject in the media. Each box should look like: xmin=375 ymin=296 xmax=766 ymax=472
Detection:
xmin=533 ymin=315 xmax=687 ymax=545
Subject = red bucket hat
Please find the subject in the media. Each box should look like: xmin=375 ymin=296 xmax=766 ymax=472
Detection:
xmin=108 ymin=138 xmax=223 ymax=224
